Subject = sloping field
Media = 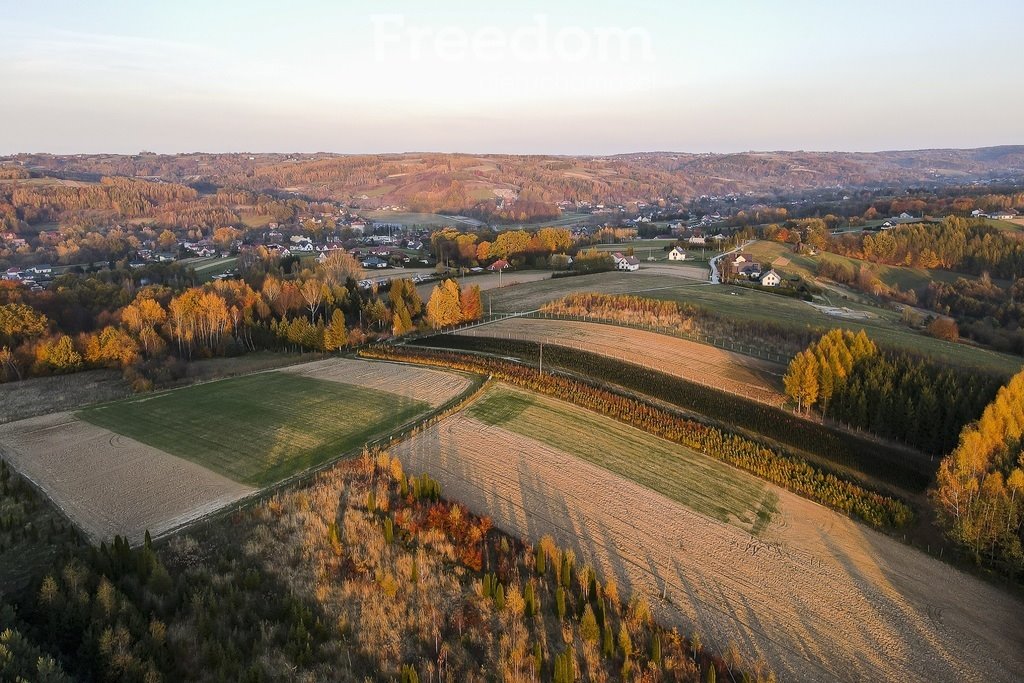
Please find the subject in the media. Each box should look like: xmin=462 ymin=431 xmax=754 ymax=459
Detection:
xmin=278 ymin=357 xmax=472 ymax=407
xmin=79 ymin=371 xmax=431 ymax=487
xmin=484 ymin=272 xmax=1023 ymax=374
xmin=467 ymin=385 xmax=777 ymax=533
xmin=389 ymin=390 xmax=1024 ymax=682
xmin=0 ymin=412 xmax=253 ymax=544
xmin=457 ymin=318 xmax=785 ymax=405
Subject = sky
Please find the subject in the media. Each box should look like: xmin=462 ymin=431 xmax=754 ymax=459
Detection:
xmin=1 ymin=0 xmax=1022 ymax=155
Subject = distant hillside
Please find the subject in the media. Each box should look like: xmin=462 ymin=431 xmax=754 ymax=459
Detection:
xmin=5 ymin=147 xmax=1024 ymax=217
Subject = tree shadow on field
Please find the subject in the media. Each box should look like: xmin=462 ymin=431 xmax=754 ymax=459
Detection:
xmin=846 ymin=527 xmax=1024 ymax=682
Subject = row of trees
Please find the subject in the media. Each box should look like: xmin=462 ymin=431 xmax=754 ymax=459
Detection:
xmin=0 ymin=249 xmax=483 ymax=386
xmin=429 ymin=226 xmax=574 ymax=268
xmin=362 ymin=346 xmax=913 ymax=529
xmin=828 ymin=217 xmax=1024 ymax=279
xmin=783 ymin=330 xmax=1001 ymax=454
xmin=934 ymin=369 xmax=1024 ymax=572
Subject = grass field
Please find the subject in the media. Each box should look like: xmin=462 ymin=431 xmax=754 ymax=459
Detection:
xmin=80 ymin=373 xmax=430 ymax=487
xmin=484 ymin=271 xmax=1023 ymax=374
xmin=745 ymin=240 xmax=976 ymax=290
xmin=467 ymin=385 xmax=777 ymax=533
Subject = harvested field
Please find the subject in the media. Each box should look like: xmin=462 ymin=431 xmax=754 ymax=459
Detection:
xmin=278 ymin=357 xmax=472 ymax=407
xmin=79 ymin=372 xmax=432 ymax=487
xmin=467 ymin=386 xmax=777 ymax=532
xmin=0 ymin=369 xmax=129 ymax=424
xmin=0 ymin=412 xmax=253 ymax=544
xmin=390 ymin=390 xmax=1024 ymax=682
xmin=457 ymin=318 xmax=785 ymax=405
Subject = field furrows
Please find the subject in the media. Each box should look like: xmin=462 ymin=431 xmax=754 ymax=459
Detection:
xmin=0 ymin=413 xmax=253 ymax=544
xmin=458 ymin=318 xmax=785 ymax=405
xmin=278 ymin=357 xmax=472 ymax=407
xmin=389 ymin=412 xmax=1024 ymax=683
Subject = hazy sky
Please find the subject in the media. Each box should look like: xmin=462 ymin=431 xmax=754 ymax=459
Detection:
xmin=2 ymin=0 xmax=1021 ymax=155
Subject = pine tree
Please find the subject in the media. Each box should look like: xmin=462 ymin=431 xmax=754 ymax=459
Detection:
xmin=555 ymin=586 xmax=566 ymax=620
xmin=601 ymin=624 xmax=614 ymax=659
xmin=580 ymin=605 xmax=599 ymax=643
xmin=650 ymin=632 xmax=662 ymax=670
xmin=494 ymin=582 xmax=505 ymax=610
xmin=705 ymin=664 xmax=716 ymax=683
xmin=536 ymin=545 xmax=546 ymax=575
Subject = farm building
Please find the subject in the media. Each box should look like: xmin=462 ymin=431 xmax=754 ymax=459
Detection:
xmin=612 ymin=253 xmax=640 ymax=271
xmin=991 ymin=209 xmax=1019 ymax=220
xmin=668 ymin=246 xmax=688 ymax=261
xmin=759 ymin=269 xmax=782 ymax=287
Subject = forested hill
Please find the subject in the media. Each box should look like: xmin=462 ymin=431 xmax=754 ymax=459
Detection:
xmin=4 ymin=146 xmax=1024 ymax=216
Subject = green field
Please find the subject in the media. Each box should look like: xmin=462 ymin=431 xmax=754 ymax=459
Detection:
xmin=468 ymin=385 xmax=778 ymax=535
xmin=745 ymin=240 xmax=973 ymax=291
xmin=80 ymin=373 xmax=429 ymax=487
xmin=485 ymin=271 xmax=1023 ymax=375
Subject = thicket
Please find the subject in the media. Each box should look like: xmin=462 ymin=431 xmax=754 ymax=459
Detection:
xmin=361 ymin=346 xmax=913 ymax=529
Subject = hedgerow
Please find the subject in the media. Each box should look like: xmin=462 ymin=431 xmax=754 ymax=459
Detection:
xmin=359 ymin=345 xmax=914 ymax=530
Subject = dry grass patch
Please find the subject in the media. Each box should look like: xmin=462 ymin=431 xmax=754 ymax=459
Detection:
xmin=0 ymin=412 xmax=253 ymax=544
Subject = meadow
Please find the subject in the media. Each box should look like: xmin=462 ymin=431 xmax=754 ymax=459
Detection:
xmin=79 ymin=372 xmax=430 ymax=487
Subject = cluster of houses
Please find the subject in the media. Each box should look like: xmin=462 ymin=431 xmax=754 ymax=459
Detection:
xmin=971 ymin=208 xmax=1020 ymax=220
xmin=723 ymin=252 xmax=782 ymax=287
xmin=2 ymin=263 xmax=53 ymax=290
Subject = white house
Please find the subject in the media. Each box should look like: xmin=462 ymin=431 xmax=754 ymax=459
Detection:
xmin=687 ymin=236 xmax=706 ymax=245
xmin=759 ymin=269 xmax=782 ymax=287
xmin=668 ymin=246 xmax=688 ymax=261
xmin=971 ymin=209 xmax=989 ymax=218
xmin=898 ymin=212 xmax=914 ymax=220
xmin=612 ymin=253 xmax=640 ymax=271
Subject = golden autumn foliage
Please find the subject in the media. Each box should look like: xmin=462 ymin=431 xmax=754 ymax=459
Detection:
xmin=935 ymin=370 xmax=1024 ymax=569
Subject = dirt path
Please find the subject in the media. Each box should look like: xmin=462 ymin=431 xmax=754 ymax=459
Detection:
xmin=456 ymin=318 xmax=785 ymax=405
xmin=0 ymin=413 xmax=253 ymax=544
xmin=389 ymin=412 xmax=1024 ymax=683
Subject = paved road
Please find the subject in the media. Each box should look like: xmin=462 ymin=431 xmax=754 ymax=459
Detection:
xmin=708 ymin=240 xmax=754 ymax=284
